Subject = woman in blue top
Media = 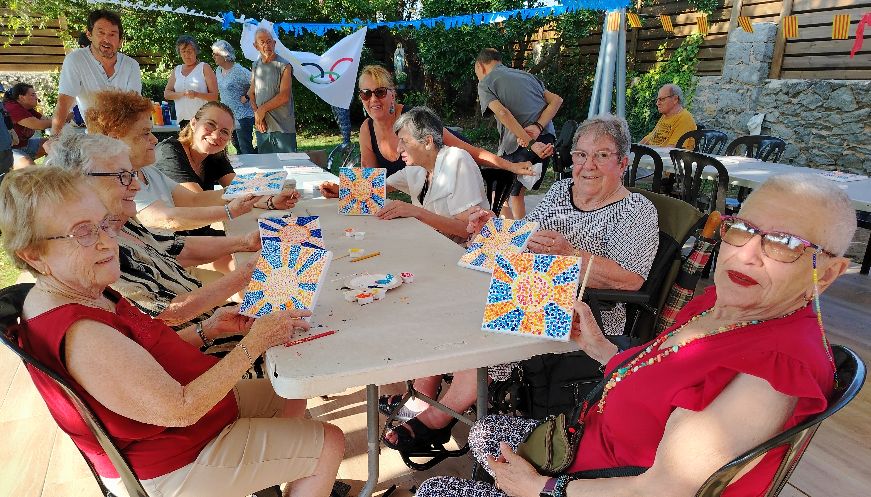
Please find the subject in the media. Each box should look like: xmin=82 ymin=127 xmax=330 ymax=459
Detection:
xmin=211 ymin=39 xmax=256 ymax=155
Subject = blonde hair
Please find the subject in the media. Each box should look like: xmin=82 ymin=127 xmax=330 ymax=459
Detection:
xmin=0 ymin=167 xmax=89 ymax=270
xmin=178 ymin=101 xmax=235 ymax=155
xmin=742 ymin=174 xmax=857 ymax=256
xmin=359 ymin=65 xmax=395 ymax=89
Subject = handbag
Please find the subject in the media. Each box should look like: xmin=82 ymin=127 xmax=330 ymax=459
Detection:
xmin=516 ymin=348 xmax=644 ymax=475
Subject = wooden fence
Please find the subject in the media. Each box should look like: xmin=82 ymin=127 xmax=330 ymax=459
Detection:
xmin=2 ymin=2 xmax=869 ymax=79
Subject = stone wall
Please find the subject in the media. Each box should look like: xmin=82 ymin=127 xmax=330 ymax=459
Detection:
xmin=690 ymin=23 xmax=871 ymax=174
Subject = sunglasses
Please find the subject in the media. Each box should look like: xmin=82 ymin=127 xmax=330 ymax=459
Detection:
xmin=719 ymin=216 xmax=837 ymax=263
xmin=87 ymin=170 xmax=140 ymax=187
xmin=358 ymin=87 xmax=391 ymax=101
xmin=43 ymin=216 xmax=124 ymax=248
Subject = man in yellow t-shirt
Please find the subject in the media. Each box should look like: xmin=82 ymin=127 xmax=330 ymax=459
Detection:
xmin=640 ymin=84 xmax=696 ymax=147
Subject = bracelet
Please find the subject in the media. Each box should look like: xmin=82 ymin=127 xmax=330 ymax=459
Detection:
xmin=553 ymin=474 xmax=571 ymax=497
xmin=224 ymin=203 xmax=233 ymax=220
xmin=238 ymin=342 xmax=256 ymax=367
xmin=533 ymin=121 xmax=544 ymax=132
xmin=266 ymin=195 xmax=276 ymax=210
xmin=196 ymin=322 xmax=213 ymax=348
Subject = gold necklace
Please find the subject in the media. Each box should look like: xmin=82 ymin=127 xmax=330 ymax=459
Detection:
xmin=35 ymin=280 xmax=114 ymax=312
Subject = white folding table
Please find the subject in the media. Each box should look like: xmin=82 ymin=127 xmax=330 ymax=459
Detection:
xmin=225 ymin=169 xmax=577 ymax=497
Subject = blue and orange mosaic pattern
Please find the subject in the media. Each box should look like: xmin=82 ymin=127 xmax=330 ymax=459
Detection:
xmin=459 ymin=218 xmax=539 ymax=273
xmin=258 ymin=215 xmax=325 ymax=250
xmin=482 ymin=252 xmax=580 ymax=341
xmin=338 ymin=167 xmax=386 ymax=215
xmin=240 ymin=241 xmax=332 ymax=318
xmin=222 ymin=171 xmax=287 ymax=199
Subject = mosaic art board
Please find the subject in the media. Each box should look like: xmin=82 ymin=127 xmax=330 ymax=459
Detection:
xmin=222 ymin=171 xmax=288 ymax=199
xmin=338 ymin=167 xmax=387 ymax=216
xmin=240 ymin=241 xmax=332 ymax=318
xmin=458 ymin=218 xmax=539 ymax=273
xmin=258 ymin=215 xmax=325 ymax=250
xmin=482 ymin=252 xmax=581 ymax=342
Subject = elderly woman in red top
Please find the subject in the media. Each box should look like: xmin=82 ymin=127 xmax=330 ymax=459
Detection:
xmin=416 ymin=173 xmax=855 ymax=497
xmin=0 ymin=167 xmax=343 ymax=497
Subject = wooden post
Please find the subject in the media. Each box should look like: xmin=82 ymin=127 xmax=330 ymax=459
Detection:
xmin=727 ymin=0 xmax=744 ymax=34
xmin=768 ymin=0 xmax=794 ymax=79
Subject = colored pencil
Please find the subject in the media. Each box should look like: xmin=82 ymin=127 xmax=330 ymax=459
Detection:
xmin=578 ymin=255 xmax=595 ymax=298
xmin=350 ymin=251 xmax=381 ymax=262
xmin=284 ymin=330 xmax=336 ymax=347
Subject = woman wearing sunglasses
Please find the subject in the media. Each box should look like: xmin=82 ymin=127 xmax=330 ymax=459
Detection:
xmin=356 ymin=65 xmax=541 ymax=177
xmin=416 ymin=173 xmax=855 ymax=497
xmin=0 ymin=167 xmax=345 ymax=497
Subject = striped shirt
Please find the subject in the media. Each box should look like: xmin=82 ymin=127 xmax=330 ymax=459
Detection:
xmin=110 ymin=218 xmax=209 ymax=325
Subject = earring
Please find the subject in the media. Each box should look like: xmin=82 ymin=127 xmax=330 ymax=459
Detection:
xmin=425 ymin=144 xmax=431 ymax=150
xmin=362 ymin=106 xmax=368 ymax=117
xmin=389 ymin=101 xmax=395 ymax=115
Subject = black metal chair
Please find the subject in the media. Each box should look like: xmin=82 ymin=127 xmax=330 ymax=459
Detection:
xmin=695 ymin=344 xmax=866 ymax=497
xmin=724 ymin=135 xmax=787 ymax=163
xmin=669 ymin=150 xmax=730 ymax=214
xmin=626 ymin=144 xmax=664 ymax=193
xmin=0 ymin=283 xmax=282 ymax=497
xmin=675 ymin=129 xmax=728 ymax=155
xmin=551 ymin=120 xmax=577 ymax=181
xmin=481 ymin=168 xmax=515 ymax=216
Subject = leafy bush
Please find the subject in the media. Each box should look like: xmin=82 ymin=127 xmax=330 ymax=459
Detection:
xmin=625 ymin=34 xmax=703 ymax=141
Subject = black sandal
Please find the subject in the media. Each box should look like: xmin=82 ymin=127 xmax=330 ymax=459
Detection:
xmin=382 ymin=417 xmax=458 ymax=451
xmin=378 ymin=394 xmax=406 ymax=416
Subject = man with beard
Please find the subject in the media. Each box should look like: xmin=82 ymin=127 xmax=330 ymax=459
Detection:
xmin=51 ymin=9 xmax=142 ymax=135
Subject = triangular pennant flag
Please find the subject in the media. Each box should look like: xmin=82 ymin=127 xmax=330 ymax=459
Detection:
xmin=607 ymin=11 xmax=620 ymax=32
xmin=660 ymin=14 xmax=674 ymax=34
xmin=783 ymin=15 xmax=799 ymax=39
xmin=627 ymin=12 xmax=642 ymax=29
xmin=738 ymin=16 xmax=754 ymax=33
xmin=696 ymin=14 xmax=708 ymax=36
xmin=852 ymin=13 xmax=871 ymax=58
xmin=832 ymin=14 xmax=850 ymax=40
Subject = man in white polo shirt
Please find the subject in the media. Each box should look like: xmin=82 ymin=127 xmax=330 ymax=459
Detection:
xmin=51 ymin=9 xmax=142 ymax=135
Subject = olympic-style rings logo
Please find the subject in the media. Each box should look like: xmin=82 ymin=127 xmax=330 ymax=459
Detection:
xmin=302 ymin=57 xmax=354 ymax=84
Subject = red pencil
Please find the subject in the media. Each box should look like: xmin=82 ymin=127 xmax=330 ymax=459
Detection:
xmin=284 ymin=330 xmax=336 ymax=347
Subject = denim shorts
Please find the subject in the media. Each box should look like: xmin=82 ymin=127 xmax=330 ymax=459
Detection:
xmin=11 ymin=136 xmax=42 ymax=160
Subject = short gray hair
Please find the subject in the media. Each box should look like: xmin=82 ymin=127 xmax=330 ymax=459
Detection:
xmin=662 ymin=83 xmax=684 ymax=105
xmin=743 ymin=174 xmax=857 ymax=256
xmin=392 ymin=106 xmax=444 ymax=149
xmin=176 ymin=34 xmax=200 ymax=56
xmin=254 ymin=27 xmax=275 ymax=41
xmin=573 ymin=114 xmax=632 ymax=159
xmin=211 ymin=39 xmax=236 ymax=62
xmin=46 ymin=130 xmax=130 ymax=174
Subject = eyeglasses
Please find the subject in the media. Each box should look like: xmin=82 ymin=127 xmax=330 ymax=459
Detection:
xmin=655 ymin=94 xmax=676 ymax=103
xmin=719 ymin=216 xmax=837 ymax=263
xmin=569 ymin=150 xmax=619 ymax=165
xmin=359 ymin=87 xmax=391 ymax=101
xmin=87 ymin=170 xmax=140 ymax=186
xmin=43 ymin=216 xmax=124 ymax=247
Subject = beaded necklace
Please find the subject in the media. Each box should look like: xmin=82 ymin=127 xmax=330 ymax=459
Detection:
xmin=597 ymin=306 xmax=803 ymax=413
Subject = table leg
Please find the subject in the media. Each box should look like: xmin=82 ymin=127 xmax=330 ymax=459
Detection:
xmin=861 ymin=236 xmax=871 ymax=275
xmin=477 ymin=367 xmax=488 ymax=420
xmin=359 ymin=384 xmax=379 ymax=497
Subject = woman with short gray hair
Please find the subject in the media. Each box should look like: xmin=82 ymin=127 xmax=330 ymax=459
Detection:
xmin=165 ymin=34 xmax=218 ymax=128
xmin=212 ymin=39 xmax=256 ymax=154
xmin=377 ymin=106 xmax=489 ymax=242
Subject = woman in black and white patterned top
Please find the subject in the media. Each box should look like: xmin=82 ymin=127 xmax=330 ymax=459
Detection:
xmin=381 ymin=114 xmax=660 ymax=456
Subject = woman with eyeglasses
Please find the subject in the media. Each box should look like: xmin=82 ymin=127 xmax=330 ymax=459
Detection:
xmin=0 ymin=166 xmax=345 ymax=497
xmin=45 ymin=131 xmax=260 ymax=334
xmin=381 ymin=114 xmax=660 ymax=454
xmin=417 ymin=172 xmax=854 ymax=497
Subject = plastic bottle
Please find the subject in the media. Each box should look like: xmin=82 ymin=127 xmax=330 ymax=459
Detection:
xmin=152 ymin=102 xmax=164 ymax=126
xmin=161 ymin=101 xmax=172 ymax=126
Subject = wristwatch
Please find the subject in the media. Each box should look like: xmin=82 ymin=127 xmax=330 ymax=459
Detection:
xmin=539 ymin=476 xmax=559 ymax=497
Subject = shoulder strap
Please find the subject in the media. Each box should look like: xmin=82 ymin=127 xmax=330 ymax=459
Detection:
xmin=567 ymin=347 xmax=647 ymax=426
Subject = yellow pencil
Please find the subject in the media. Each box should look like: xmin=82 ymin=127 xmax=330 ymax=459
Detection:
xmin=578 ymin=255 xmax=595 ymax=299
xmin=350 ymin=251 xmax=381 ymax=262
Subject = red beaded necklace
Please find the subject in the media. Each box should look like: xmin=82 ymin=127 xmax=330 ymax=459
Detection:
xmin=597 ymin=306 xmax=805 ymax=413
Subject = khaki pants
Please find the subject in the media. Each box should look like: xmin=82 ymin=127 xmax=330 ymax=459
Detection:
xmin=103 ymin=379 xmax=324 ymax=497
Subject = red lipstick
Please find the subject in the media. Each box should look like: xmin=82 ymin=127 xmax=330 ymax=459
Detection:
xmin=727 ymin=270 xmax=758 ymax=287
